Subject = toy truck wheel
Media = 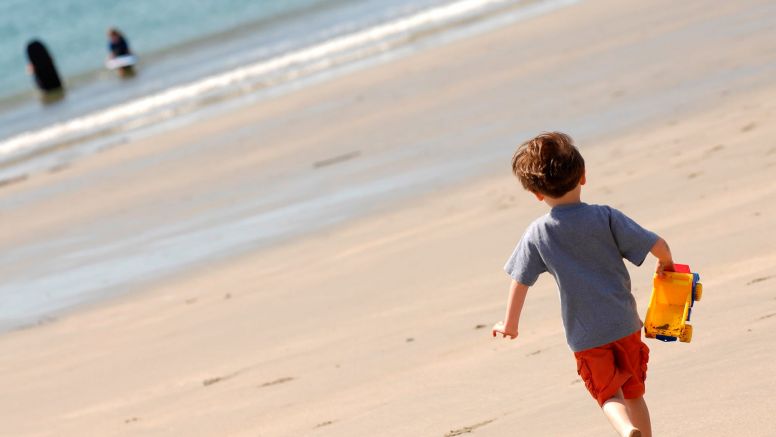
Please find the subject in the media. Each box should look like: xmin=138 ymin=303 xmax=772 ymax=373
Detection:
xmin=694 ymin=283 xmax=703 ymax=302
xmin=679 ymin=324 xmax=693 ymax=343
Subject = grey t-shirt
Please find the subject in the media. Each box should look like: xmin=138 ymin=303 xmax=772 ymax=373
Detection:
xmin=504 ymin=203 xmax=658 ymax=352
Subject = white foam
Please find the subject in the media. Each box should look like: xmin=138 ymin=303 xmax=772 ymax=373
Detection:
xmin=0 ymin=0 xmax=575 ymax=164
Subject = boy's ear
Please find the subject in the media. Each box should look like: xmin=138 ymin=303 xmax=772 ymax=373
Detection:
xmin=533 ymin=192 xmax=544 ymax=201
xmin=580 ymin=171 xmax=587 ymax=186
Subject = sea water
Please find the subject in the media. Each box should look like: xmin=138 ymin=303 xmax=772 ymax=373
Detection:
xmin=0 ymin=0 xmax=581 ymax=180
xmin=0 ymin=0 xmax=581 ymax=330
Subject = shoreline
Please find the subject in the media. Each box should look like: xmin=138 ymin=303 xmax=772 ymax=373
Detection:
xmin=1 ymin=0 xmax=774 ymax=332
xmin=0 ymin=0 xmax=577 ymax=179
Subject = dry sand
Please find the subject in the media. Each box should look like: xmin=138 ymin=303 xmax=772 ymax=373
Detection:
xmin=1 ymin=0 xmax=775 ymax=435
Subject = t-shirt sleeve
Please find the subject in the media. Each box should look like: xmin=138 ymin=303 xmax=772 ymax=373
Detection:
xmin=608 ymin=207 xmax=659 ymax=266
xmin=504 ymin=227 xmax=547 ymax=286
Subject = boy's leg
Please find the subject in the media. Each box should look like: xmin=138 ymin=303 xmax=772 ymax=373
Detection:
xmin=623 ymin=396 xmax=651 ymax=437
xmin=601 ymin=390 xmax=641 ymax=437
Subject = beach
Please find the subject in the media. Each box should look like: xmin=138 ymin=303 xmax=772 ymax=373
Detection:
xmin=1 ymin=0 xmax=775 ymax=435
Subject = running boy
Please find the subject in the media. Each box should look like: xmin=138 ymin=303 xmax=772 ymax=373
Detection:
xmin=492 ymin=132 xmax=674 ymax=437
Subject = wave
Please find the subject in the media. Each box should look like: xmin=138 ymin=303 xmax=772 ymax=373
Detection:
xmin=0 ymin=0 xmax=577 ymax=171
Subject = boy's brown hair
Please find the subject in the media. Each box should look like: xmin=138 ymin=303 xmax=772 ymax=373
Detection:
xmin=511 ymin=132 xmax=585 ymax=198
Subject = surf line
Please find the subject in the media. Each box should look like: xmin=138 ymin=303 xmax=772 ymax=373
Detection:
xmin=0 ymin=0 xmax=577 ymax=163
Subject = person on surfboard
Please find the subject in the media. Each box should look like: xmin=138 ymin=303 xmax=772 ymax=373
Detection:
xmin=108 ymin=27 xmax=132 ymax=58
xmin=107 ymin=27 xmax=135 ymax=77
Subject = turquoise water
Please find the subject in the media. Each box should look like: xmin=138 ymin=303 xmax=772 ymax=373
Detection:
xmin=0 ymin=0 xmax=773 ymax=335
xmin=0 ymin=0 xmax=595 ymax=329
xmin=0 ymin=0 xmax=587 ymax=183
xmin=0 ymin=0 xmax=332 ymax=97
xmin=1 ymin=0 xmax=473 ymax=166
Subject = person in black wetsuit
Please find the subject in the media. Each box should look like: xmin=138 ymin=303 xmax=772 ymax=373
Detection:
xmin=26 ymin=39 xmax=65 ymax=102
xmin=107 ymin=27 xmax=135 ymax=77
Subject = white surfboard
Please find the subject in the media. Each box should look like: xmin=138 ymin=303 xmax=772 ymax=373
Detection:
xmin=106 ymin=55 xmax=137 ymax=70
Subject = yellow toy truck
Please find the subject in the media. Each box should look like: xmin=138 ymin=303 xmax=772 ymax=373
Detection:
xmin=644 ymin=264 xmax=702 ymax=343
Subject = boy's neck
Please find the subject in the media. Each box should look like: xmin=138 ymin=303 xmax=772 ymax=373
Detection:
xmin=543 ymin=185 xmax=583 ymax=208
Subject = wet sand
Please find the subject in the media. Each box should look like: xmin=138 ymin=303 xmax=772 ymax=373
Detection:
xmin=0 ymin=0 xmax=775 ymax=435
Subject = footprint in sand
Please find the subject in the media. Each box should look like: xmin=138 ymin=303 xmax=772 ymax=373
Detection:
xmin=747 ymin=276 xmax=773 ymax=286
xmin=495 ymin=194 xmax=517 ymax=210
xmin=314 ymin=420 xmax=334 ymax=429
xmin=203 ymin=375 xmax=229 ymax=386
xmin=49 ymin=163 xmax=70 ymax=173
xmin=313 ymin=151 xmax=361 ymax=168
xmin=0 ymin=175 xmax=28 ymax=188
xmin=445 ymin=419 xmax=495 ymax=437
xmin=204 ymin=372 xmax=295 ymax=388
xmin=687 ymin=172 xmax=702 ymax=179
xmin=260 ymin=376 xmax=295 ymax=388
xmin=203 ymin=369 xmax=242 ymax=387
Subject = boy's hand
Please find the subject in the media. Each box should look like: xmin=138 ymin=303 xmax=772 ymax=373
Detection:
xmin=655 ymin=259 xmax=674 ymax=277
xmin=492 ymin=321 xmax=517 ymax=339
xmin=650 ymin=238 xmax=674 ymax=277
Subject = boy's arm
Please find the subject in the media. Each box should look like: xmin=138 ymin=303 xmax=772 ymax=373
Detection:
xmin=492 ymin=279 xmax=529 ymax=339
xmin=650 ymin=237 xmax=674 ymax=276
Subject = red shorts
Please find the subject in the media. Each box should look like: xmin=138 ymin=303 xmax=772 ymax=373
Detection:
xmin=573 ymin=330 xmax=649 ymax=407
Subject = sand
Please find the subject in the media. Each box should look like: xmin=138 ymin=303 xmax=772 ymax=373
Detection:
xmin=1 ymin=0 xmax=775 ymax=435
